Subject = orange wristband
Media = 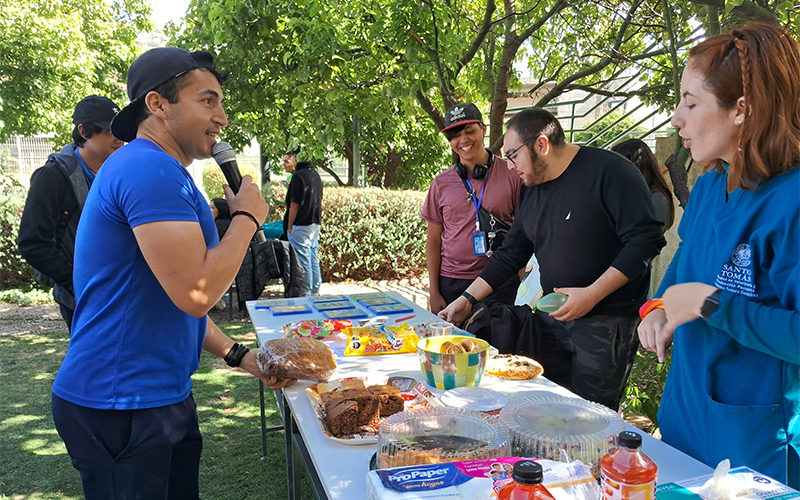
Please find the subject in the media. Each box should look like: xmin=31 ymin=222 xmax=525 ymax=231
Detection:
xmin=639 ymin=298 xmax=664 ymax=320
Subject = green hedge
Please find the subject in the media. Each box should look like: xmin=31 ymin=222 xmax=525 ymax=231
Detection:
xmin=318 ymin=187 xmax=427 ymax=281
xmin=262 ymin=183 xmax=427 ymax=282
xmin=0 ymin=174 xmax=35 ymax=288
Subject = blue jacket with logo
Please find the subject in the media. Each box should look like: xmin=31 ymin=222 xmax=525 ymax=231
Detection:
xmin=656 ymin=166 xmax=799 ymax=486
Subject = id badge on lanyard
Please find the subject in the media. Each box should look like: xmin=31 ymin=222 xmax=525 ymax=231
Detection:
xmin=467 ymin=178 xmax=488 ymax=256
xmin=472 ymin=230 xmax=488 ymax=256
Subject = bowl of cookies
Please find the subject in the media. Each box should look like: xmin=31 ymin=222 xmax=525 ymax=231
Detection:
xmin=417 ymin=335 xmax=489 ymax=390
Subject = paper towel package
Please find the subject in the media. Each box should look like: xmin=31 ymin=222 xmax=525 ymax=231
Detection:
xmin=657 ymin=466 xmax=799 ymax=500
xmin=366 ymin=457 xmax=600 ymax=500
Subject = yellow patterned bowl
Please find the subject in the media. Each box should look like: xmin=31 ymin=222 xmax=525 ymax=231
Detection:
xmin=417 ymin=335 xmax=489 ymax=390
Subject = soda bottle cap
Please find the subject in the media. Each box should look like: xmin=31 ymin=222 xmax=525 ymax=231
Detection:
xmin=513 ymin=460 xmax=544 ymax=484
xmin=618 ymin=430 xmax=642 ymax=449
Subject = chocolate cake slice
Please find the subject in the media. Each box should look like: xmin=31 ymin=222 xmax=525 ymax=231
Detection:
xmin=368 ymin=385 xmax=404 ymax=417
xmin=325 ymin=399 xmax=359 ymax=437
xmin=341 ymin=388 xmax=380 ymax=426
xmin=320 ymin=390 xmax=342 ymax=405
xmin=340 ymin=379 xmax=365 ymax=390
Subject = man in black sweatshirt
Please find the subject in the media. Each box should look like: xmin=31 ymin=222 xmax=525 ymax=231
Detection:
xmin=18 ymin=96 xmax=123 ymax=332
xmin=440 ymin=108 xmax=666 ymax=410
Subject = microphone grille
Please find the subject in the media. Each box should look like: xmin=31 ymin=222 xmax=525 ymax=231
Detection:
xmin=212 ymin=142 xmax=236 ymax=165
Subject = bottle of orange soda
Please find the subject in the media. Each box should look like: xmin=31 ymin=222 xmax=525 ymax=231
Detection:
xmin=497 ymin=460 xmax=557 ymax=500
xmin=601 ymin=431 xmax=658 ymax=500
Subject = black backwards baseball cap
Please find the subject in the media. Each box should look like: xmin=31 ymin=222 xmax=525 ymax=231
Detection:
xmin=441 ymin=103 xmax=483 ymax=132
xmin=72 ymin=95 xmax=120 ymax=130
xmin=111 ymin=47 xmax=217 ymax=142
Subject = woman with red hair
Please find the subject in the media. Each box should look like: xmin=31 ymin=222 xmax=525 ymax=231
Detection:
xmin=638 ymin=23 xmax=799 ymax=485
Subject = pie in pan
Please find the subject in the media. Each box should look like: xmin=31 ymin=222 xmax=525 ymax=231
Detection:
xmin=485 ymin=354 xmax=544 ymax=379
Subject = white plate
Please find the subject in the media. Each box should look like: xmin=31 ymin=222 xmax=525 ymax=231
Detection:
xmin=440 ymin=387 xmax=509 ymax=412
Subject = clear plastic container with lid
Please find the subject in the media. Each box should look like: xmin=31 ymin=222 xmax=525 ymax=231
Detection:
xmin=601 ymin=431 xmax=658 ymax=500
xmin=377 ymin=406 xmax=508 ymax=469
xmin=497 ymin=460 xmax=558 ymax=500
xmin=498 ymin=395 xmax=624 ymax=477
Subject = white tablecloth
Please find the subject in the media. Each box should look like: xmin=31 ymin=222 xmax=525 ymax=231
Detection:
xmin=247 ymin=291 xmax=712 ymax=499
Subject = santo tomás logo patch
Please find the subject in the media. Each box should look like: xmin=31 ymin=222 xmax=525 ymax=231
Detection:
xmin=714 ymin=243 xmax=757 ymax=298
xmin=731 ymin=243 xmax=752 ymax=267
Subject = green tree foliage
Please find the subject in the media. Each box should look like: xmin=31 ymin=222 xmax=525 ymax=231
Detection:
xmin=172 ymin=0 xmax=448 ymax=187
xmin=171 ymin=0 xmax=797 ymax=189
xmin=0 ymin=0 xmax=152 ymax=143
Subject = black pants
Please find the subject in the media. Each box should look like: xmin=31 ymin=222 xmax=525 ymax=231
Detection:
xmin=439 ymin=274 xmax=520 ymax=307
xmin=52 ymin=394 xmax=202 ymax=500
xmin=533 ymin=311 xmax=640 ymax=411
xmin=57 ymin=302 xmax=74 ymax=334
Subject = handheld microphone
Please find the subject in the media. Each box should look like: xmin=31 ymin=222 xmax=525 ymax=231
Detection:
xmin=211 ymin=142 xmax=266 ymax=242
xmin=212 ymin=142 xmax=241 ymax=193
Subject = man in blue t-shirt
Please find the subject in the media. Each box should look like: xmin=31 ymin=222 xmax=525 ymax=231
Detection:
xmin=50 ymin=47 xmax=296 ymax=499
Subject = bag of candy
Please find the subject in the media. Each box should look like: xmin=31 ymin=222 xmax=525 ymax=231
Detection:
xmin=344 ymin=324 xmax=419 ymax=356
xmin=283 ymin=319 xmax=352 ymax=340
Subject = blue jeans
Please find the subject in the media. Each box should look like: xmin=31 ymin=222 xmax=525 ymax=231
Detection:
xmin=288 ymin=224 xmax=321 ymax=296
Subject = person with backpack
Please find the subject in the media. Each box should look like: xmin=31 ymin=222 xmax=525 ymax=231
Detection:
xmin=18 ymin=95 xmax=123 ymax=332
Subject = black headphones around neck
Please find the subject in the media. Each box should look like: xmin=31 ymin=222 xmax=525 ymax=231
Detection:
xmin=455 ymin=149 xmax=494 ymax=180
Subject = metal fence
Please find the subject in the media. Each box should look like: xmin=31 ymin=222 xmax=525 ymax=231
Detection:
xmin=0 ymin=135 xmax=58 ymax=182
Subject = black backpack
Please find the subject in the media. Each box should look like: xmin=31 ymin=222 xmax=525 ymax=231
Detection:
xmin=235 ymin=239 xmax=306 ymax=308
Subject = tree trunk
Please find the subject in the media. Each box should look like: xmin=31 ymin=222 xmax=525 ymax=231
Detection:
xmin=316 ymin=159 xmax=346 ymax=186
xmin=259 ymin=141 xmax=270 ymax=184
xmin=489 ymin=35 xmax=524 ymax=149
xmin=343 ymin=140 xmax=354 ymax=186
xmin=383 ymin=149 xmax=402 ymax=188
xmin=665 ymin=142 xmax=692 ymax=207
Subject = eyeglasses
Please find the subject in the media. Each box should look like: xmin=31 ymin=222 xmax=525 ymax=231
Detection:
xmin=503 ymin=138 xmax=533 ymax=165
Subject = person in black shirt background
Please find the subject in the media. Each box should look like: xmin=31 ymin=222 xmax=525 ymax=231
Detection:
xmin=282 ymin=147 xmax=323 ymax=296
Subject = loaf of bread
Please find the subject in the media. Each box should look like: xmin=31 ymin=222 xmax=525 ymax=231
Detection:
xmin=256 ymin=338 xmax=336 ymax=382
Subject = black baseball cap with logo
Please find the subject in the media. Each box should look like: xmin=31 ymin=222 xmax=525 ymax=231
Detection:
xmin=111 ymin=47 xmax=217 ymax=142
xmin=72 ymin=96 xmax=121 ymax=130
xmin=441 ymin=103 xmax=483 ymax=132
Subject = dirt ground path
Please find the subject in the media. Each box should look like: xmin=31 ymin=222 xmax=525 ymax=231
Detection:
xmin=0 ymin=301 xmax=64 ymax=335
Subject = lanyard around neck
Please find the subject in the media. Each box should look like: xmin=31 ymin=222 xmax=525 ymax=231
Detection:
xmin=461 ymin=174 xmax=487 ymax=231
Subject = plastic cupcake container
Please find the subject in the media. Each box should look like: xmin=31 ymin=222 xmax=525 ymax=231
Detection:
xmin=498 ymin=395 xmax=624 ymax=477
xmin=377 ymin=406 xmax=508 ymax=469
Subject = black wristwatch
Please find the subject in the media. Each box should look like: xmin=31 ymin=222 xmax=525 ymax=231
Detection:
xmin=700 ymin=289 xmax=722 ymax=321
xmin=461 ymin=291 xmax=478 ymax=305
xmin=224 ymin=342 xmax=250 ymax=367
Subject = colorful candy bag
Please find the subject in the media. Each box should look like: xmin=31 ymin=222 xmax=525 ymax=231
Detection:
xmin=344 ymin=324 xmax=419 ymax=356
xmin=283 ymin=319 xmax=353 ymax=339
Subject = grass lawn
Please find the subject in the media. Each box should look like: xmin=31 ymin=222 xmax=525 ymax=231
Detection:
xmin=0 ymin=323 xmax=315 ymax=499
